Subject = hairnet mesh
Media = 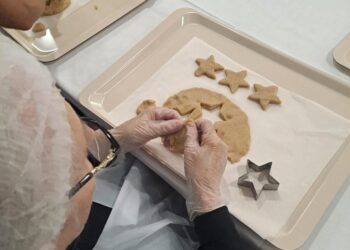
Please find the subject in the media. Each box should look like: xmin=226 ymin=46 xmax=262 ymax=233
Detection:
xmin=0 ymin=35 xmax=72 ymax=250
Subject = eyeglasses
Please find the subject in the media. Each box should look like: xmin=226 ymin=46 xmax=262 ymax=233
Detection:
xmin=68 ymin=117 xmax=120 ymax=199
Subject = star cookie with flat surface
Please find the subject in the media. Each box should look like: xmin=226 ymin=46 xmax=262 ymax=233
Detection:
xmin=194 ymin=55 xmax=224 ymax=79
xmin=248 ymin=84 xmax=281 ymax=110
xmin=219 ymin=69 xmax=250 ymax=93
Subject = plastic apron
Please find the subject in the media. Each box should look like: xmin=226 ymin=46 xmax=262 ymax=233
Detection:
xmin=93 ymin=155 xmax=199 ymax=250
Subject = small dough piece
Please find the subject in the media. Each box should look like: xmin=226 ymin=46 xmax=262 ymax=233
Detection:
xmin=215 ymin=119 xmax=250 ymax=163
xmin=248 ymin=84 xmax=281 ymax=110
xmin=43 ymin=0 xmax=71 ymax=16
xmin=136 ymin=99 xmax=156 ymax=115
xmin=194 ymin=55 xmax=224 ymax=79
xmin=32 ymin=23 xmax=46 ymax=33
xmin=164 ymin=88 xmax=250 ymax=163
xmin=164 ymin=119 xmax=193 ymax=153
xmin=219 ymin=70 xmax=250 ymax=93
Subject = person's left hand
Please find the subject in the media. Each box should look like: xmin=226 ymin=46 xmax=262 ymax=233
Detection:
xmin=111 ymin=107 xmax=183 ymax=152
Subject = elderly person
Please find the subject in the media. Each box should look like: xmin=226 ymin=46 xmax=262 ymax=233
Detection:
xmin=0 ymin=1 xmax=239 ymax=249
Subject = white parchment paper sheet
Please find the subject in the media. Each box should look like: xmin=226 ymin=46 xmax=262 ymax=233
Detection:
xmin=106 ymin=37 xmax=350 ymax=238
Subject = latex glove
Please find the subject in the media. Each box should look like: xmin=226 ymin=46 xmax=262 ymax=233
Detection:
xmin=184 ymin=119 xmax=228 ymax=220
xmin=111 ymin=107 xmax=183 ymax=153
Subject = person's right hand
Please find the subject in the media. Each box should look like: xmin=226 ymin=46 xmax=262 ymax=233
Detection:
xmin=184 ymin=119 xmax=227 ymax=220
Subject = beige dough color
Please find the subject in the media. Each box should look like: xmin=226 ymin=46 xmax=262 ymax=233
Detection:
xmin=136 ymin=99 xmax=156 ymax=115
xmin=43 ymin=0 xmax=71 ymax=16
xmin=163 ymin=119 xmax=193 ymax=153
xmin=163 ymin=87 xmax=251 ymax=163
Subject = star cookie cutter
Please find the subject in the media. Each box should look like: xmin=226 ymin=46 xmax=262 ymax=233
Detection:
xmin=238 ymin=159 xmax=279 ymax=199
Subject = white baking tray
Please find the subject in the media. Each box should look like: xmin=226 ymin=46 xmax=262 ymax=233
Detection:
xmin=2 ymin=0 xmax=146 ymax=62
xmin=334 ymin=32 xmax=350 ymax=70
xmin=80 ymin=8 xmax=350 ymax=250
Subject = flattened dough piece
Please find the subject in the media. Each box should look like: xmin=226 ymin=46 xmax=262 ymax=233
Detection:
xmin=164 ymin=88 xmax=225 ymax=112
xmin=219 ymin=70 xmax=250 ymax=93
xmin=136 ymin=99 xmax=156 ymax=115
xmin=215 ymin=119 xmax=250 ymax=163
xmin=248 ymin=84 xmax=281 ymax=110
xmin=219 ymin=102 xmax=248 ymax=121
xmin=163 ymin=88 xmax=250 ymax=163
xmin=32 ymin=22 xmax=46 ymax=33
xmin=164 ymin=119 xmax=193 ymax=153
xmin=43 ymin=0 xmax=71 ymax=16
xmin=194 ymin=55 xmax=224 ymax=79
xmin=188 ymin=105 xmax=202 ymax=120
xmin=164 ymin=95 xmax=198 ymax=115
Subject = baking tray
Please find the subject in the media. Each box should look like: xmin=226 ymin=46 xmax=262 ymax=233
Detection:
xmin=80 ymin=8 xmax=350 ymax=250
xmin=2 ymin=0 xmax=146 ymax=62
xmin=334 ymin=32 xmax=350 ymax=70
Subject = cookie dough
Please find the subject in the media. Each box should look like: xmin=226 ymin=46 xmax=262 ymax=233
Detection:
xmin=164 ymin=119 xmax=193 ymax=153
xmin=32 ymin=23 xmax=46 ymax=33
xmin=163 ymin=88 xmax=250 ymax=163
xmin=219 ymin=70 xmax=250 ymax=93
xmin=194 ymin=55 xmax=224 ymax=79
xmin=214 ymin=119 xmax=250 ymax=163
xmin=248 ymin=84 xmax=281 ymax=110
xmin=219 ymin=101 xmax=248 ymax=121
xmin=136 ymin=99 xmax=156 ymax=115
xmin=164 ymin=88 xmax=225 ymax=119
xmin=43 ymin=0 xmax=71 ymax=16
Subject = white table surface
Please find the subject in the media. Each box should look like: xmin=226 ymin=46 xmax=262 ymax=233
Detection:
xmin=46 ymin=0 xmax=350 ymax=249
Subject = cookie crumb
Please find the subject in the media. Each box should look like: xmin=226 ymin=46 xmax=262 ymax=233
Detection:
xmin=32 ymin=23 xmax=46 ymax=33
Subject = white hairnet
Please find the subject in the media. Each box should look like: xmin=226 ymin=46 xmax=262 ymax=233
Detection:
xmin=0 ymin=35 xmax=73 ymax=250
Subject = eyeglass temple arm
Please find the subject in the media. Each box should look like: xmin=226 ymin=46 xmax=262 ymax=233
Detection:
xmin=68 ymin=170 xmax=95 ymax=199
xmin=68 ymin=150 xmax=116 ymax=199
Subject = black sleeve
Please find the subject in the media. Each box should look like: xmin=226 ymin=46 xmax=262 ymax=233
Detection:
xmin=67 ymin=202 xmax=111 ymax=250
xmin=194 ymin=206 xmax=241 ymax=250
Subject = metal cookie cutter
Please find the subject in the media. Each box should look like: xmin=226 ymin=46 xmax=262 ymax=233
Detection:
xmin=238 ymin=159 xmax=279 ymax=199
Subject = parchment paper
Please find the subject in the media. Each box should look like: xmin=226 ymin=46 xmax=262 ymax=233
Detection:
xmin=106 ymin=37 xmax=350 ymax=238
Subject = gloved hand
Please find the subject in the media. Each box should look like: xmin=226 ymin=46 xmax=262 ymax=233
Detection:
xmin=111 ymin=107 xmax=183 ymax=153
xmin=184 ymin=119 xmax=228 ymax=220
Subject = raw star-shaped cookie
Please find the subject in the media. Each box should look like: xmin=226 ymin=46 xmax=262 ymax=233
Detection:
xmin=194 ymin=55 xmax=224 ymax=79
xmin=219 ymin=70 xmax=250 ymax=93
xmin=248 ymin=84 xmax=281 ymax=110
